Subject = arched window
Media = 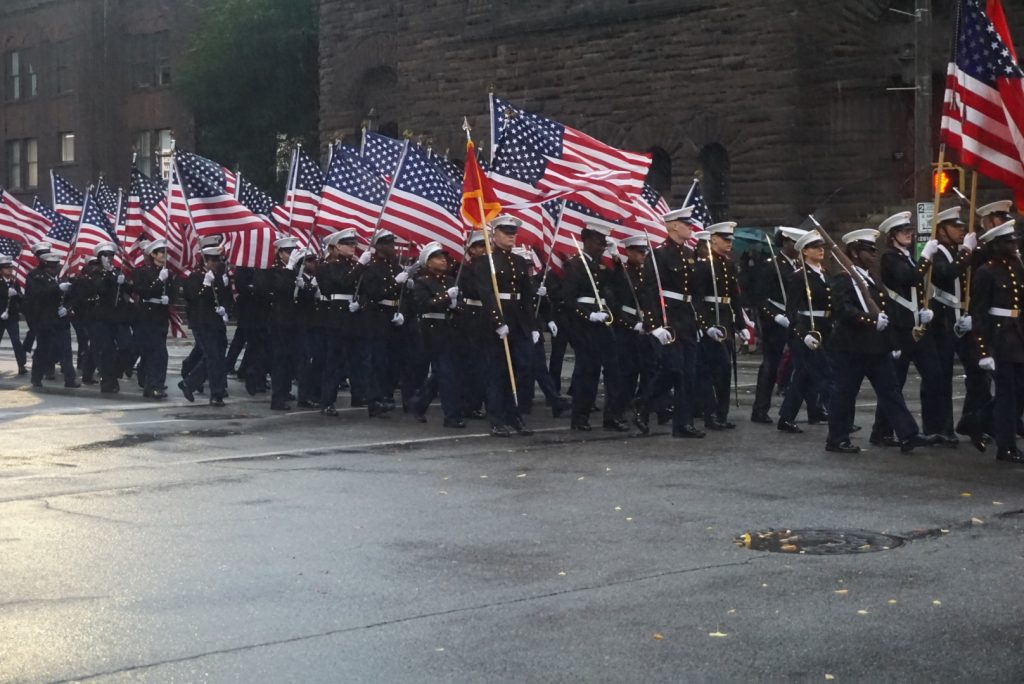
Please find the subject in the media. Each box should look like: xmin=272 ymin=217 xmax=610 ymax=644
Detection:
xmin=698 ymin=143 xmax=730 ymax=220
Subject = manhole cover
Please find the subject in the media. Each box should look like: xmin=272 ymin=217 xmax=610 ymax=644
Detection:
xmin=734 ymin=529 xmax=904 ymax=555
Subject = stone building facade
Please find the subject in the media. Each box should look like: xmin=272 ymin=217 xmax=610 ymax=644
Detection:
xmin=319 ymin=0 xmax=1024 ymax=227
xmin=0 ymin=0 xmax=199 ymax=204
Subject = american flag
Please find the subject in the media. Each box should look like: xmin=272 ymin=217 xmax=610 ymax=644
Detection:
xmin=489 ymin=96 xmax=650 ymax=209
xmin=64 ymin=189 xmax=116 ymax=276
xmin=0 ymin=236 xmax=27 ymax=287
xmin=235 ymin=174 xmax=280 ymax=223
xmin=686 ymin=179 xmax=713 ymax=229
xmin=272 ymin=148 xmax=323 ymax=235
xmin=377 ymin=143 xmax=466 ymax=255
xmin=168 ymin=154 xmax=236 ymax=223
xmin=941 ymin=0 xmax=1024 ymax=201
xmin=617 ymin=183 xmax=670 ymax=245
xmin=32 ymin=199 xmax=75 ymax=260
xmin=127 ymin=166 xmax=169 ymax=242
xmin=95 ymin=177 xmax=120 ymax=224
xmin=225 ymin=225 xmax=278 ymax=269
xmin=317 ymin=144 xmax=389 ymax=242
xmin=174 ymin=150 xmax=265 ymax=236
xmin=0 ymin=189 xmax=50 ymax=247
xmin=362 ymin=131 xmax=405 ymax=180
xmin=51 ymin=172 xmax=84 ymax=222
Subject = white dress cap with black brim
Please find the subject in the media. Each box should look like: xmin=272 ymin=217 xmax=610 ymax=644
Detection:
xmin=198 ymin=235 xmax=224 ymax=249
xmin=582 ymin=222 xmax=612 ymax=237
xmin=30 ymin=241 xmax=52 ymax=255
xmin=662 ymin=206 xmax=695 ymax=224
xmin=795 ymin=231 xmax=825 ymax=252
xmin=40 ymin=252 xmax=62 ymax=263
xmin=879 ymin=211 xmax=913 ymax=234
xmin=370 ymin=230 xmax=396 ymax=245
xmin=693 ymin=230 xmax=710 ymax=242
xmin=92 ymin=241 xmax=117 ymax=256
xmin=468 ymin=230 xmax=485 ymax=245
xmin=778 ymin=227 xmax=808 ymax=243
xmin=936 ymin=206 xmax=965 ymax=226
xmin=977 ymin=200 xmax=1013 ymax=217
xmin=201 ymin=245 xmax=224 ymax=257
xmin=841 ymin=228 xmax=880 ymax=245
xmin=622 ymin=235 xmax=649 ymax=249
xmin=145 ymin=239 xmax=168 ymax=254
xmin=274 ymin=236 xmax=299 ymax=250
xmin=980 ymin=220 xmax=1016 ymax=244
xmin=417 ymin=241 xmax=444 ymax=268
xmin=708 ymin=222 xmax=737 ymax=237
xmin=489 ymin=215 xmax=523 ymax=233
xmin=0 ymin=254 xmax=14 ymax=266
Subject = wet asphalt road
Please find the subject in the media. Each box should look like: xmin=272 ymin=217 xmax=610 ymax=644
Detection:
xmin=2 ymin=337 xmax=1023 ymax=683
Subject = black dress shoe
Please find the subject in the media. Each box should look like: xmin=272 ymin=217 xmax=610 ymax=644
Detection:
xmin=673 ymin=425 xmax=706 ymax=439
xmin=296 ymin=400 xmax=319 ymax=409
xmin=750 ymin=412 xmax=773 ymax=424
xmin=826 ymin=441 xmax=861 ymax=454
xmin=869 ymin=434 xmax=899 ymax=447
xmin=722 ymin=420 xmax=737 ymax=429
xmin=178 ymin=381 xmax=194 ymax=403
xmin=321 ymin=405 xmax=339 ymax=417
xmin=491 ymin=424 xmax=511 ymax=437
xmin=443 ymin=418 xmax=466 ymax=428
xmin=970 ymin=432 xmax=992 ymax=453
xmin=633 ymin=409 xmax=650 ymax=435
xmin=65 ymin=380 xmax=82 ymax=388
xmin=81 ymin=377 xmax=97 ymax=385
xmin=510 ymin=417 xmax=533 ymax=436
xmin=466 ymin=409 xmax=485 ymax=420
xmin=850 ymin=424 xmax=862 ymax=433
xmin=808 ymin=411 xmax=830 ymax=425
xmin=900 ymin=433 xmax=932 ymax=453
xmin=603 ymin=418 xmax=630 ymax=432
xmin=705 ymin=418 xmax=729 ymax=431
xmin=777 ymin=420 xmax=803 ymax=434
xmin=144 ymin=390 xmax=167 ymax=400
xmin=368 ymin=400 xmax=392 ymax=417
xmin=571 ymin=422 xmax=592 ymax=432
xmin=209 ymin=397 xmax=225 ymax=407
xmin=933 ymin=433 xmax=960 ymax=448
xmin=271 ymin=402 xmax=291 ymax=411
xmin=996 ymin=447 xmax=1024 ymax=464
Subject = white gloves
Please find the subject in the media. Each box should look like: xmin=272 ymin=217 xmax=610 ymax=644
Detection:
xmin=58 ymin=282 xmax=72 ymax=292
xmin=395 ymin=271 xmax=410 ymax=285
xmin=979 ymin=357 xmax=996 ymax=372
xmin=348 ymin=301 xmax=360 ymax=312
xmin=287 ymin=249 xmax=303 ymax=269
xmin=892 ymin=350 xmax=902 ymax=360
xmin=536 ymin=285 xmax=547 ymax=297
xmin=358 ymin=250 xmax=372 ymax=265
xmin=920 ymin=239 xmax=939 ymax=261
xmin=962 ymin=232 xmax=977 ymax=252
xmin=589 ymin=312 xmax=609 ymax=323
xmin=547 ymin=320 xmax=558 ymax=337
xmin=447 ymin=286 xmax=459 ymax=300
xmin=496 ymin=324 xmax=510 ymax=339
xmin=116 ymin=274 xmax=126 ymax=285
xmin=532 ymin=330 xmax=540 ymax=344
xmin=308 ymin=277 xmax=319 ymax=290
xmin=707 ymin=327 xmax=725 ymax=342
xmin=633 ymin=321 xmax=644 ymax=333
xmin=222 ymin=273 xmax=230 ymax=286
xmin=158 ymin=268 xmax=169 ymax=282
xmin=57 ymin=306 xmax=68 ymax=318
xmin=0 ymin=311 xmax=7 ymax=321
xmin=918 ymin=308 xmax=934 ymax=324
xmin=738 ymin=328 xmax=752 ymax=343
xmin=160 ymin=295 xmax=170 ymax=305
xmin=215 ymin=306 xmax=226 ymax=317
xmin=391 ymin=312 xmax=405 ymax=326
xmin=954 ymin=315 xmax=973 ymax=335
xmin=803 ymin=333 xmax=820 ymax=350
xmin=774 ymin=314 xmax=790 ymax=329
xmin=7 ymin=287 xmax=16 ymax=297
xmin=652 ymin=327 xmax=673 ymax=345
xmin=203 ymin=271 xmax=215 ymax=286
xmin=876 ymin=313 xmax=889 ymax=331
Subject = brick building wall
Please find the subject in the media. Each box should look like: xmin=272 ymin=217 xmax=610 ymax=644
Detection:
xmin=319 ymin=0 xmax=1024 ymax=227
xmin=0 ymin=0 xmax=198 ymax=204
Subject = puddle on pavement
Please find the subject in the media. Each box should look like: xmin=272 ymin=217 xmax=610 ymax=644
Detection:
xmin=71 ymin=434 xmax=161 ymax=451
xmin=735 ymin=529 xmax=904 ymax=555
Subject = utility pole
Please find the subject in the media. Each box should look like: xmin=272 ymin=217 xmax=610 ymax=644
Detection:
xmin=913 ymin=0 xmax=933 ymax=203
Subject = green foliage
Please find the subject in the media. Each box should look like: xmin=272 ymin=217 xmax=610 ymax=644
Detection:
xmin=176 ymin=0 xmax=318 ymax=192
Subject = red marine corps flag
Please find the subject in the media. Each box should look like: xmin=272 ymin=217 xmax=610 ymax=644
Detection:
xmin=460 ymin=136 xmax=501 ymax=228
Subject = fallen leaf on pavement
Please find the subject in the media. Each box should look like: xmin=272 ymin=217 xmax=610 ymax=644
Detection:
xmin=652 ymin=632 xmax=664 ymax=641
xmin=709 ymin=630 xmax=728 ymax=638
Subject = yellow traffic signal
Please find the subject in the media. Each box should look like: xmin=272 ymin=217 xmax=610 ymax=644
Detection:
xmin=932 ymin=163 xmax=965 ymax=196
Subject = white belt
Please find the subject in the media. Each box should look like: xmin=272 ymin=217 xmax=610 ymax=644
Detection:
xmin=143 ymin=298 xmax=166 ymax=305
xmin=886 ymin=288 xmax=917 ymax=314
xmin=622 ymin=305 xmax=638 ymax=316
xmin=929 ymin=286 xmax=961 ymax=310
xmin=464 ymin=298 xmax=482 ymax=307
xmin=421 ymin=312 xmax=446 ymax=320
xmin=798 ymin=310 xmax=830 ymax=318
xmin=498 ymin=293 xmax=520 ymax=301
xmin=662 ymin=290 xmax=691 ymax=302
xmin=989 ymin=307 xmax=1019 ymax=318
xmin=703 ymin=296 xmax=731 ymax=304
xmin=378 ymin=299 xmax=398 ymax=307
xmin=329 ymin=293 xmax=354 ymax=301
xmin=767 ymin=298 xmax=785 ymax=311
xmin=576 ymin=296 xmax=605 ymax=305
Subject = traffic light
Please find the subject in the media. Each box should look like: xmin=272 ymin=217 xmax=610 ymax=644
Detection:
xmin=932 ymin=163 xmax=965 ymax=196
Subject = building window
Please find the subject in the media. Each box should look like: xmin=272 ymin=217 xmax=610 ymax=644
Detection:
xmin=155 ymin=129 xmax=173 ymax=178
xmin=6 ymin=50 xmax=39 ymax=100
xmin=6 ymin=51 xmax=20 ymax=100
xmin=135 ymin=130 xmax=153 ymax=175
xmin=26 ymin=139 xmax=38 ymax=189
xmin=129 ymin=31 xmax=171 ymax=88
xmin=54 ymin=41 xmax=73 ymax=94
xmin=7 ymin=141 xmax=22 ymax=190
xmin=59 ymin=132 xmax=76 ymax=164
